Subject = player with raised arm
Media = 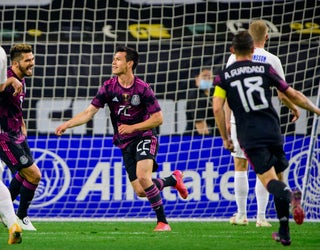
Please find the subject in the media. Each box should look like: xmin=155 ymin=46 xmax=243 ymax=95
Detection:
xmin=0 ymin=45 xmax=22 ymax=244
xmin=225 ymin=20 xmax=300 ymax=227
xmin=0 ymin=44 xmax=41 ymax=231
xmin=55 ymin=46 xmax=188 ymax=231
xmin=213 ymin=31 xmax=319 ymax=245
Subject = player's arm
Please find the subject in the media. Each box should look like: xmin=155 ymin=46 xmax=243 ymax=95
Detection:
xmin=277 ymin=90 xmax=300 ymax=122
xmin=269 ymin=64 xmax=300 ymax=122
xmin=283 ymin=87 xmax=320 ymax=116
xmin=55 ymin=104 xmax=99 ymax=136
xmin=118 ymin=110 xmax=163 ymax=135
xmin=213 ymin=86 xmax=234 ymax=152
xmin=0 ymin=48 xmax=22 ymax=95
xmin=0 ymin=77 xmax=23 ymax=96
xmin=224 ymin=100 xmax=232 ymax=137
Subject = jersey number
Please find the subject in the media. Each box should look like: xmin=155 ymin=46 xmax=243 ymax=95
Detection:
xmin=137 ymin=139 xmax=151 ymax=152
xmin=230 ymin=76 xmax=268 ymax=112
xmin=118 ymin=105 xmax=131 ymax=116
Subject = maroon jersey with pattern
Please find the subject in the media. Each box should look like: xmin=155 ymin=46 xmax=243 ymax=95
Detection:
xmin=0 ymin=67 xmax=26 ymax=142
xmin=91 ymin=76 xmax=161 ymax=149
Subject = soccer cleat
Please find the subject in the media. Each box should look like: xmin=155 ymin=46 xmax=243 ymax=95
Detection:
xmin=272 ymin=232 xmax=280 ymax=242
xmin=8 ymin=222 xmax=22 ymax=245
xmin=291 ymin=190 xmax=304 ymax=225
xmin=229 ymin=213 xmax=248 ymax=226
xmin=272 ymin=231 xmax=291 ymax=246
xmin=154 ymin=222 xmax=171 ymax=232
xmin=172 ymin=170 xmax=188 ymax=199
xmin=17 ymin=216 xmax=37 ymax=231
xmin=256 ymin=219 xmax=272 ymax=227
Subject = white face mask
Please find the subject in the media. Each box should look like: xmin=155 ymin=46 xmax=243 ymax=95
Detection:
xmin=199 ymin=79 xmax=213 ymax=90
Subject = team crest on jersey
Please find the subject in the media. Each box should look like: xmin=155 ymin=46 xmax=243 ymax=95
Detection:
xmin=122 ymin=93 xmax=130 ymax=102
xmin=19 ymin=155 xmax=28 ymax=165
xmin=131 ymin=95 xmax=140 ymax=106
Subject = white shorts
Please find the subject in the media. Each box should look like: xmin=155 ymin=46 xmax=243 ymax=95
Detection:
xmin=231 ymin=122 xmax=246 ymax=159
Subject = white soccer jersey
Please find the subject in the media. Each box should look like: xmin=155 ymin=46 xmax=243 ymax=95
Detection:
xmin=0 ymin=46 xmax=7 ymax=83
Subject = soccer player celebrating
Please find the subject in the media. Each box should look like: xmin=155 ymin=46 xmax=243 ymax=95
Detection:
xmin=55 ymin=45 xmax=188 ymax=231
xmin=0 ymin=44 xmax=41 ymax=231
xmin=213 ymin=31 xmax=319 ymax=245
xmin=0 ymin=45 xmax=22 ymax=244
xmin=225 ymin=20 xmax=300 ymax=227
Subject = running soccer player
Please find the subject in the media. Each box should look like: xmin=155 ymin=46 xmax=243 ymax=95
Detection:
xmin=213 ymin=31 xmax=319 ymax=245
xmin=0 ymin=44 xmax=41 ymax=231
xmin=55 ymin=45 xmax=188 ymax=231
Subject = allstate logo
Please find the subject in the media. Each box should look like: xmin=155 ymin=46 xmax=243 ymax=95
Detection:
xmin=1 ymin=149 xmax=70 ymax=208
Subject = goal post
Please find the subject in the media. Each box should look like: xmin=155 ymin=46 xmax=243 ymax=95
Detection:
xmin=0 ymin=0 xmax=319 ymax=221
xmin=301 ymin=84 xmax=320 ymax=218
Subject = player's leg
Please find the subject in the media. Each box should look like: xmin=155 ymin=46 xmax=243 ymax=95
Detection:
xmin=230 ymin=156 xmax=249 ymax=225
xmin=136 ymin=159 xmax=171 ymax=231
xmin=0 ymin=180 xmax=22 ymax=244
xmin=17 ymin=163 xmax=41 ymax=226
xmin=3 ymin=140 xmax=40 ymax=231
xmin=255 ymin=177 xmax=271 ymax=227
xmin=152 ymin=170 xmax=188 ymax=199
xmin=230 ymin=123 xmax=248 ymax=225
xmin=246 ymin=147 xmax=292 ymax=245
xmin=124 ymin=137 xmax=170 ymax=231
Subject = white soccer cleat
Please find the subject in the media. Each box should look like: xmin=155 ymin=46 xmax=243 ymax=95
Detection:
xmin=256 ymin=218 xmax=272 ymax=227
xmin=229 ymin=213 xmax=248 ymax=225
xmin=17 ymin=216 xmax=37 ymax=231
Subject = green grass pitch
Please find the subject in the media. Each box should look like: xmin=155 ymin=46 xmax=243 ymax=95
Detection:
xmin=1 ymin=221 xmax=319 ymax=250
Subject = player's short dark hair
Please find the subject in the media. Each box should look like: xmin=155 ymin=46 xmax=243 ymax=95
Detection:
xmin=232 ymin=31 xmax=254 ymax=54
xmin=116 ymin=45 xmax=139 ymax=71
xmin=10 ymin=44 xmax=33 ymax=62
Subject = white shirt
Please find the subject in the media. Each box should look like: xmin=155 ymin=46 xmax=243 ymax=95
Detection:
xmin=0 ymin=46 xmax=7 ymax=83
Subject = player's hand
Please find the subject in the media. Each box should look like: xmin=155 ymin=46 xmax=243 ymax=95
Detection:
xmin=55 ymin=124 xmax=67 ymax=136
xmin=10 ymin=77 xmax=23 ymax=96
xmin=290 ymin=108 xmax=300 ymax=122
xmin=118 ymin=124 xmax=135 ymax=134
xmin=223 ymin=138 xmax=234 ymax=153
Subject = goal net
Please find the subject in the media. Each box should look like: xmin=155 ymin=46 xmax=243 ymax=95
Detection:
xmin=0 ymin=0 xmax=319 ymax=221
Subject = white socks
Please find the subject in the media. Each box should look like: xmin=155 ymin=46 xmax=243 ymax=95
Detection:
xmin=255 ymin=177 xmax=269 ymax=220
xmin=234 ymin=171 xmax=248 ymax=216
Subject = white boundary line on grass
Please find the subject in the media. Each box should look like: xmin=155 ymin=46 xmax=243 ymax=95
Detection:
xmin=31 ymin=218 xmax=319 ymax=223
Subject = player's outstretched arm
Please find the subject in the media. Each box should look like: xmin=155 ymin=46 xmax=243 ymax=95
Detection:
xmin=55 ymin=104 xmax=99 ymax=136
xmin=284 ymin=87 xmax=320 ymax=116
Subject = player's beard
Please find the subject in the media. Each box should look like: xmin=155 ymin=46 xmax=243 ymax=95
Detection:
xmin=18 ymin=62 xmax=33 ymax=77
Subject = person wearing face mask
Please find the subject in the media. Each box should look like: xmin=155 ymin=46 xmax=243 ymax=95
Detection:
xmin=185 ymin=68 xmax=216 ymax=135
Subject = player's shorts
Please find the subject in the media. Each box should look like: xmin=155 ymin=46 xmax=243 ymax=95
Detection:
xmin=230 ymin=123 xmax=246 ymax=159
xmin=0 ymin=139 xmax=34 ymax=173
xmin=244 ymin=145 xmax=288 ymax=175
xmin=121 ymin=136 xmax=159 ymax=182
